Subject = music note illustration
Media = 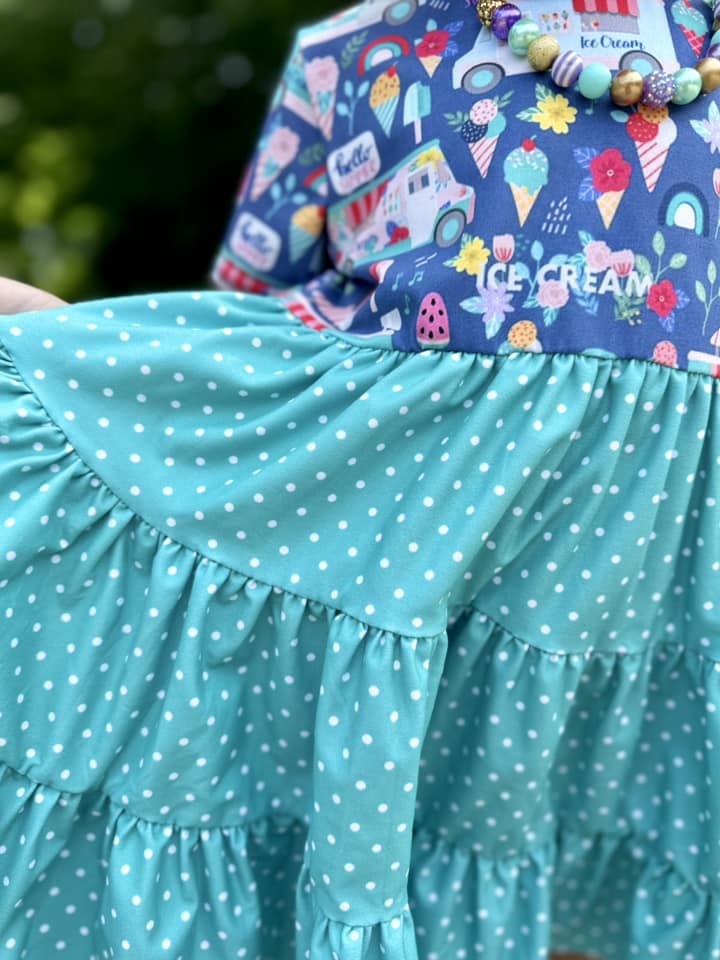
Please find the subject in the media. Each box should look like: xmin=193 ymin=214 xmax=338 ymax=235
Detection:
xmin=409 ymin=268 xmax=424 ymax=287
xmin=391 ymin=272 xmax=404 ymax=291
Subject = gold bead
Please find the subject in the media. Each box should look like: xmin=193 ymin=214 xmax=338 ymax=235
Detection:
xmin=476 ymin=0 xmax=503 ymax=28
xmin=526 ymin=35 xmax=561 ymax=72
xmin=696 ymin=57 xmax=720 ymax=93
xmin=610 ymin=69 xmax=645 ymax=106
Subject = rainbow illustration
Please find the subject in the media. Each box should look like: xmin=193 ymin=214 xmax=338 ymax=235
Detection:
xmin=357 ymin=35 xmax=411 ymax=74
xmin=304 ymin=165 xmax=329 ymax=198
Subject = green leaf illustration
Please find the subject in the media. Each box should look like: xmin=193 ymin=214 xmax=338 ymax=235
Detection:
xmin=635 ymin=254 xmax=652 ymax=277
xmin=669 ymin=253 xmax=688 ymax=270
xmin=709 ymin=260 xmax=718 ymax=285
xmin=652 ymin=231 xmax=665 ymax=256
xmin=340 ymin=29 xmax=368 ymax=69
xmin=543 ymin=306 xmax=560 ymax=327
xmin=696 ymin=280 xmax=708 ymax=304
xmin=299 ymin=143 xmax=325 ymax=166
xmin=445 ymin=111 xmax=468 ymax=130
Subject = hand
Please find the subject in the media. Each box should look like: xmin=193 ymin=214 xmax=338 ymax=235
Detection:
xmin=0 ymin=277 xmax=67 ymax=314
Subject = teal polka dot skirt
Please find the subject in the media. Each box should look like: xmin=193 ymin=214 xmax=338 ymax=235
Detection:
xmin=0 ymin=292 xmax=719 ymax=959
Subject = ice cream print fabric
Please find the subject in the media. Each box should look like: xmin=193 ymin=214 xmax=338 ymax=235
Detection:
xmin=214 ymin=0 xmax=720 ymax=373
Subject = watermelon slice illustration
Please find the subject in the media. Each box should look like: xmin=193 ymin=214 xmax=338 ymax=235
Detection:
xmin=416 ymin=292 xmax=450 ymax=348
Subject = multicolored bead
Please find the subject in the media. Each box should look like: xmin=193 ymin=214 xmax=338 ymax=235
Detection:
xmin=550 ymin=50 xmax=583 ymax=88
xmin=672 ymin=67 xmax=703 ymax=105
xmin=492 ymin=11 xmax=715 ymax=116
xmin=641 ymin=71 xmax=676 ymax=108
xmin=476 ymin=0 xmax=503 ymax=28
xmin=610 ymin=69 xmax=644 ymax=107
xmin=527 ymin=35 xmax=561 ymax=72
xmin=490 ymin=3 xmax=522 ymax=41
xmin=507 ymin=17 xmax=541 ymax=56
xmin=577 ymin=62 xmax=612 ymax=101
xmin=696 ymin=57 xmax=720 ymax=93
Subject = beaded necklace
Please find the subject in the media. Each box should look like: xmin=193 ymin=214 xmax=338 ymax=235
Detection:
xmin=476 ymin=0 xmax=720 ymax=109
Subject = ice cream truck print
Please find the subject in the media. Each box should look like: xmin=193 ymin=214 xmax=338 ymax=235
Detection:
xmin=327 ymin=139 xmax=475 ymax=270
xmin=453 ymin=0 xmax=670 ymax=94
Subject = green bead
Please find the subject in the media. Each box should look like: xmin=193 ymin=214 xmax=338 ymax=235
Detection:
xmin=672 ymin=67 xmax=703 ymax=105
xmin=508 ymin=17 xmax=541 ymax=56
xmin=577 ymin=62 xmax=612 ymax=100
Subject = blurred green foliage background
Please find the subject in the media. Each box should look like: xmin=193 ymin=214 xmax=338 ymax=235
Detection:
xmin=0 ymin=0 xmax=335 ymax=300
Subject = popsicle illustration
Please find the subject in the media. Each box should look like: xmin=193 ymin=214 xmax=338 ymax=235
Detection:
xmin=503 ymin=139 xmax=549 ymax=226
xmin=403 ymin=81 xmax=431 ymax=145
xmin=416 ymin=292 xmax=450 ymax=348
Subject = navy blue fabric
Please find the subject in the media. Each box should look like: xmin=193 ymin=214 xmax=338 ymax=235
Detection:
xmin=213 ymin=0 xmax=720 ymax=374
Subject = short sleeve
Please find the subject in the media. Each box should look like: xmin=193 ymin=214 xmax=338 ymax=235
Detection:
xmin=212 ymin=33 xmax=331 ymax=294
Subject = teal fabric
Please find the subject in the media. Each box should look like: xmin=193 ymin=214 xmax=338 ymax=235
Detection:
xmin=0 ymin=292 xmax=719 ymax=958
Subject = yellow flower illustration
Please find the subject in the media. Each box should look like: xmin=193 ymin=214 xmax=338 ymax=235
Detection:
xmin=452 ymin=237 xmax=490 ymax=276
xmin=415 ymin=146 xmax=445 ymax=170
xmin=534 ymin=94 xmax=577 ymax=134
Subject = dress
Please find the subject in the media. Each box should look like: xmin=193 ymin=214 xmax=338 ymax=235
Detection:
xmin=1 ymin=2 xmax=720 ymax=958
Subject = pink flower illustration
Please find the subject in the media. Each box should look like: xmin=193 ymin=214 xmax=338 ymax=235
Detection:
xmin=610 ymin=249 xmax=635 ymax=277
xmin=538 ymin=280 xmax=570 ymax=309
xmin=714 ymin=168 xmax=720 ymax=198
xmin=493 ymin=234 xmax=515 ymax=262
xmin=305 ymin=56 xmax=340 ymax=92
xmin=267 ymin=126 xmax=300 ymax=166
xmin=584 ymin=240 xmax=612 ymax=272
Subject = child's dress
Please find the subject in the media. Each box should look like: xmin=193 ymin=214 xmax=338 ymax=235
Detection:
xmin=1 ymin=1 xmax=720 ymax=958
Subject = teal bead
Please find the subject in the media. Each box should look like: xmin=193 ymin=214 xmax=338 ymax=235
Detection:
xmin=712 ymin=28 xmax=720 ymax=46
xmin=508 ymin=17 xmax=541 ymax=56
xmin=672 ymin=67 xmax=703 ymax=105
xmin=577 ymin=62 xmax=612 ymax=100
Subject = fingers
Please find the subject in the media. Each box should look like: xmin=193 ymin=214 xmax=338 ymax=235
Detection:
xmin=0 ymin=277 xmax=67 ymax=314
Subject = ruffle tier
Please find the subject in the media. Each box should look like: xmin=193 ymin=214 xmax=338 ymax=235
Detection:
xmin=0 ymin=292 xmax=719 ymax=957
xmin=0 ymin=755 xmax=717 ymax=959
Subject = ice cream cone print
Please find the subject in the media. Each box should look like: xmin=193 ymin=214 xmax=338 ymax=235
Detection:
xmin=635 ymin=116 xmax=678 ymax=193
xmin=305 ymin=56 xmax=340 ymax=142
xmin=374 ymin=97 xmax=399 ymax=137
xmin=289 ymin=205 xmax=325 ymax=262
xmin=504 ymin=139 xmax=549 ymax=227
xmin=596 ymin=189 xmax=625 ymax=229
xmin=250 ymin=126 xmax=300 ymax=202
xmin=679 ymin=24 xmax=705 ymax=56
xmin=672 ymin=0 xmax=709 ymax=57
xmin=510 ymin=184 xmax=541 ymax=227
xmin=470 ymin=135 xmax=499 ymax=178
xmin=463 ymin=100 xmax=506 ymax=179
xmin=419 ymin=54 xmax=442 ymax=78
xmin=370 ymin=67 xmax=401 ymax=138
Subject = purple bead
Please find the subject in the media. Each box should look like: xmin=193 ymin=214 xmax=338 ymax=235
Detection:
xmin=551 ymin=51 xmax=583 ymax=88
xmin=490 ymin=3 xmax=522 ymax=42
xmin=714 ymin=0 xmax=720 ymax=19
xmin=710 ymin=42 xmax=720 ymax=59
xmin=641 ymin=70 xmax=676 ymax=108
